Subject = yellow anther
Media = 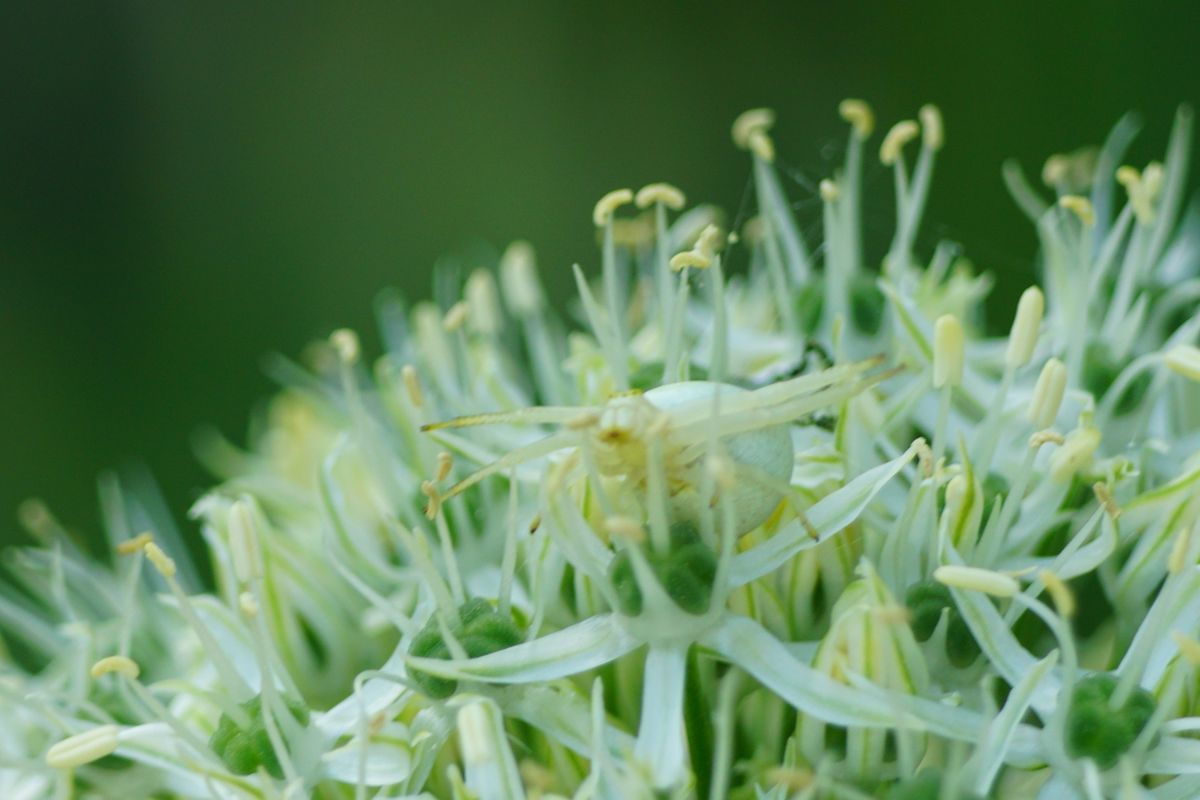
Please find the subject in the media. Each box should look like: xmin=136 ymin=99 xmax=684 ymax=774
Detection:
xmin=919 ymin=104 xmax=943 ymax=150
xmin=732 ymin=108 xmax=775 ymax=150
xmin=1118 ymin=164 xmax=1161 ymax=225
xmin=669 ymin=250 xmax=712 ymax=272
xmin=401 ymin=365 xmax=424 ymax=408
xmin=592 ymin=188 xmax=634 ymax=227
xmin=420 ymin=481 xmax=443 ymax=520
xmin=238 ymin=590 xmax=259 ymax=617
xmin=442 ymin=301 xmax=469 ymax=333
xmin=819 ymin=179 xmax=839 ymax=203
xmin=880 ymin=120 xmax=919 ymax=165
xmin=913 ymin=437 xmax=934 ymax=477
xmin=329 ymin=328 xmax=360 ymax=364
xmin=116 ymin=531 xmax=154 ymax=556
xmin=1038 ymin=569 xmax=1076 ymax=618
xmin=1058 ymin=195 xmax=1095 ymax=225
xmin=436 ymin=451 xmax=454 ymax=482
xmin=1165 ymin=345 xmax=1200 ymax=382
xmin=1092 ymin=483 xmax=1121 ymax=521
xmin=1172 ymin=631 xmax=1200 ymax=666
xmin=635 ymin=182 xmax=686 ymax=210
xmin=747 ymin=129 xmax=775 ymax=162
xmin=1043 ymin=154 xmax=1069 ymax=186
xmin=143 ymin=542 xmax=176 ymax=579
xmin=90 ymin=655 xmax=140 ymax=680
xmin=1029 ymin=430 xmax=1065 ymax=449
xmin=838 ymin=98 xmax=874 ymax=139
xmin=934 ymin=565 xmax=1020 ymax=598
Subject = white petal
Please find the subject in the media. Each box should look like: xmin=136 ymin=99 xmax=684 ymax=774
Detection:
xmin=406 ymin=614 xmax=638 ymax=684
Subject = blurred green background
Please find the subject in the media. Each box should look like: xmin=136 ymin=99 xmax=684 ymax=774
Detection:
xmin=2 ymin=1 xmax=1197 ymax=549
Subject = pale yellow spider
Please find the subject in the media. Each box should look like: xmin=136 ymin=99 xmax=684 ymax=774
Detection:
xmin=422 ymin=356 xmax=890 ymax=536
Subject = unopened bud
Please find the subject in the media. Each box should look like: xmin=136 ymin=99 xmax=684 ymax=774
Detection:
xmin=499 ymin=241 xmax=542 ymax=315
xmin=1048 ymin=427 xmax=1101 ymax=483
xmin=934 ymin=565 xmax=1019 ymax=598
xmin=933 ymin=314 xmax=965 ymax=388
xmin=1027 ymin=358 xmax=1067 ymax=429
xmin=46 ymin=726 xmax=120 ymax=769
xmin=1005 ymin=286 xmax=1044 ymax=368
xmin=1165 ymin=345 xmax=1200 ymax=382
xmin=228 ymin=499 xmax=264 ymax=583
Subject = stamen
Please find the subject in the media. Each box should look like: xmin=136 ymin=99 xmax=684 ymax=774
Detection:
xmin=1043 ymin=154 xmax=1069 ymax=186
xmin=442 ymin=301 xmax=469 ymax=333
xmin=880 ymin=120 xmax=919 ymax=165
xmin=819 ymin=178 xmax=839 ymax=203
xmin=670 ymin=250 xmax=711 ymax=271
xmin=90 ymin=655 xmax=140 ymax=680
xmin=1165 ymin=344 xmax=1200 ymax=381
xmin=238 ymin=591 xmax=258 ymax=617
xmin=45 ymin=725 xmax=120 ymax=769
xmin=1005 ymin=286 xmax=1044 ymax=369
xmin=228 ymin=499 xmax=264 ymax=584
xmin=1058 ymin=195 xmax=1095 ymax=225
xmin=1172 ymin=632 xmax=1200 ymax=666
xmin=116 ymin=531 xmax=154 ymax=556
xmin=144 ymin=542 xmax=176 ymax=578
xmin=919 ymin=104 xmax=944 ymax=151
xmin=1038 ymin=570 xmax=1076 ymax=618
xmin=838 ymin=98 xmax=874 ymax=139
xmin=1048 ymin=427 xmax=1101 ymax=483
xmin=142 ymin=538 xmax=251 ymax=701
xmin=401 ymin=365 xmax=425 ymax=409
xmin=1092 ymin=482 xmax=1121 ymax=521
xmin=465 ymin=269 xmax=502 ymax=336
xmin=635 ymin=182 xmax=686 ymax=210
xmin=499 ymin=240 xmax=543 ymax=315
xmin=436 ymin=451 xmax=454 ymax=483
xmin=934 ymin=565 xmax=1020 ymax=598
xmin=732 ymin=108 xmax=775 ymax=150
xmin=330 ymin=328 xmax=360 ymax=364
xmin=1027 ymin=358 xmax=1067 ymax=429
xmin=592 ymin=188 xmax=634 ymax=227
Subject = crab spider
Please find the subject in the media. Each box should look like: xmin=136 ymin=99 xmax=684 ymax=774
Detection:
xmin=422 ymin=356 xmax=894 ymax=536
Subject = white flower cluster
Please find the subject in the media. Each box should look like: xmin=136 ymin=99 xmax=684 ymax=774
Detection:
xmin=3 ymin=100 xmax=1199 ymax=800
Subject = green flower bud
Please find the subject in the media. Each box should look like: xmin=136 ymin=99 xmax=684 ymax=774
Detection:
xmin=606 ymin=521 xmax=718 ymax=617
xmin=904 ymin=580 xmax=980 ymax=668
xmin=794 ymin=280 xmax=824 ymax=335
xmin=1065 ymin=673 xmax=1157 ymax=769
xmin=850 ymin=273 xmax=885 ymax=335
xmin=209 ymin=694 xmax=309 ymax=778
xmin=408 ymin=598 xmax=523 ymax=699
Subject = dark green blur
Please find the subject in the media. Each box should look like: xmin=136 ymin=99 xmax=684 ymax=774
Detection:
xmin=2 ymin=2 xmax=1197 ymax=549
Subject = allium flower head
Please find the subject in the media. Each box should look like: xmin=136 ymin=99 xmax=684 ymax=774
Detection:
xmin=3 ymin=98 xmax=1200 ymax=800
